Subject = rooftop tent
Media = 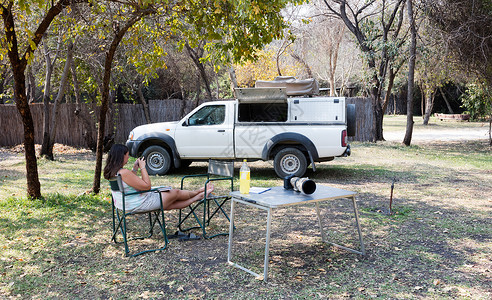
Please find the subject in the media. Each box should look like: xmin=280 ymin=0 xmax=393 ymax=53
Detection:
xmin=255 ymin=76 xmax=319 ymax=96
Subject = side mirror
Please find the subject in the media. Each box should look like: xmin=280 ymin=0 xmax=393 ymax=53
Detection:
xmin=182 ymin=119 xmax=189 ymax=127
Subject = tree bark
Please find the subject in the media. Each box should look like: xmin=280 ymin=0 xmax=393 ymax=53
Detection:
xmin=26 ymin=65 xmax=36 ymax=103
xmin=1 ymin=0 xmax=73 ymax=198
xmin=423 ymin=89 xmax=435 ymax=125
xmin=71 ymin=48 xmax=97 ymax=151
xmin=383 ymin=68 xmax=396 ymax=113
xmin=92 ymin=12 xmax=150 ymax=194
xmin=322 ymin=0 xmax=405 ymax=141
xmin=403 ymin=0 xmax=417 ymax=146
xmin=185 ymin=42 xmax=212 ymax=100
xmin=439 ymin=86 xmax=454 ymax=114
xmin=137 ymin=82 xmax=151 ymax=123
xmin=291 ymin=53 xmax=313 ymax=79
xmin=228 ymin=66 xmax=238 ymax=97
xmin=44 ymin=42 xmax=73 ymax=160
xmin=40 ymin=41 xmax=57 ymax=158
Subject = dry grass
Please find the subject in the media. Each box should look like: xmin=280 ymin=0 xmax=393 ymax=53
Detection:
xmin=0 ymin=122 xmax=491 ymax=299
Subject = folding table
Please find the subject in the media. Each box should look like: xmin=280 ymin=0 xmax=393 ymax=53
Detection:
xmin=227 ymin=185 xmax=365 ymax=282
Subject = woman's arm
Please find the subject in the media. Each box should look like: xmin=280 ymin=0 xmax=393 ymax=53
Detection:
xmin=119 ymin=158 xmax=151 ymax=191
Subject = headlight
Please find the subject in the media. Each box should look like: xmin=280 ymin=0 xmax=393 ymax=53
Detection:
xmin=128 ymin=131 xmax=134 ymax=140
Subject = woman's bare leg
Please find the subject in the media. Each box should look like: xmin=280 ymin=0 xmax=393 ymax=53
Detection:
xmin=160 ymin=190 xmax=204 ymax=210
xmin=164 ymin=194 xmax=204 ymax=210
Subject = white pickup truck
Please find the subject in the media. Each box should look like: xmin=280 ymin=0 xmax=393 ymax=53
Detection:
xmin=126 ymin=87 xmax=355 ymax=178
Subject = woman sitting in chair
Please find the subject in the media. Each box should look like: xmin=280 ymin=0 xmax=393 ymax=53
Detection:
xmin=104 ymin=144 xmax=212 ymax=213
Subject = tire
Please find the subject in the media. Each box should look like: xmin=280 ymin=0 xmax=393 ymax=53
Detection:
xmin=346 ymin=103 xmax=356 ymax=137
xmin=141 ymin=146 xmax=172 ymax=175
xmin=273 ymin=147 xmax=308 ymax=178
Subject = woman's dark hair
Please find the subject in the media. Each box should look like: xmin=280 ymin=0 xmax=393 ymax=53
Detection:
xmin=103 ymin=144 xmax=129 ymax=179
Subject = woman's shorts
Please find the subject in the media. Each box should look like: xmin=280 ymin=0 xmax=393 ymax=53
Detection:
xmin=130 ymin=191 xmax=165 ymax=213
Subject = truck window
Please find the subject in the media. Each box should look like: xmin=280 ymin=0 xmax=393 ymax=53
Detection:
xmin=238 ymin=103 xmax=287 ymax=122
xmin=188 ymin=105 xmax=225 ymax=126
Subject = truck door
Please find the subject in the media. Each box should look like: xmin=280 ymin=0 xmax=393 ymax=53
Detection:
xmin=174 ymin=103 xmax=234 ymax=158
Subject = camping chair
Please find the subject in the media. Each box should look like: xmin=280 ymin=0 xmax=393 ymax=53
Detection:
xmin=109 ymin=174 xmax=169 ymax=257
xmin=178 ymin=160 xmax=234 ymax=239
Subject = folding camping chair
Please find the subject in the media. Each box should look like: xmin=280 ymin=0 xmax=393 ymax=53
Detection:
xmin=178 ymin=160 xmax=234 ymax=239
xmin=109 ymin=174 xmax=169 ymax=257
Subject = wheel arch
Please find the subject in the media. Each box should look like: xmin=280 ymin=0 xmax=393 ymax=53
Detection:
xmin=134 ymin=133 xmax=181 ymax=168
xmin=261 ymin=132 xmax=319 ymax=161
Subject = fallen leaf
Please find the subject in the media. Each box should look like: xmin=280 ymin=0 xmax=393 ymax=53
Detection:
xmin=255 ymin=275 xmax=264 ymax=281
xmin=414 ymin=286 xmax=423 ymax=290
xmin=433 ymin=279 xmax=442 ymax=285
xmin=177 ymin=286 xmax=184 ymax=292
xmin=317 ymin=268 xmax=326 ymax=272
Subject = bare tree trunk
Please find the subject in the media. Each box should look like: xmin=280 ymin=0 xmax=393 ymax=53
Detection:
xmin=71 ymin=50 xmax=97 ymax=151
xmin=291 ymin=53 xmax=313 ymax=78
xmin=420 ymin=84 xmax=424 ymax=117
xmin=439 ymin=86 xmax=454 ymax=114
xmin=92 ymin=13 xmax=148 ymax=194
xmin=185 ymin=43 xmax=212 ymax=100
xmin=137 ymin=82 xmax=151 ymax=123
xmin=423 ymin=89 xmax=435 ymax=125
xmin=327 ymin=23 xmax=344 ymax=96
xmin=403 ymin=0 xmax=417 ymax=146
xmin=40 ymin=40 xmax=59 ymax=157
xmin=383 ymin=68 xmax=396 ymax=113
xmin=43 ymin=42 xmax=73 ymax=160
xmin=2 ymin=0 xmax=72 ymax=198
xmin=193 ymin=72 xmax=202 ymax=108
xmin=489 ymin=117 xmax=491 ymax=146
xmin=26 ymin=65 xmax=36 ymax=103
xmin=228 ymin=66 xmax=238 ymax=97
xmin=214 ymin=71 xmax=220 ymax=99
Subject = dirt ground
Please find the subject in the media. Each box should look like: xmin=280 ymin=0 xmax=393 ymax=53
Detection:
xmin=0 ymin=127 xmax=490 ymax=298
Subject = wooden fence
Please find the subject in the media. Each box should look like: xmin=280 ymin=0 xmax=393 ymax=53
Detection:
xmin=0 ymin=97 xmax=374 ymax=147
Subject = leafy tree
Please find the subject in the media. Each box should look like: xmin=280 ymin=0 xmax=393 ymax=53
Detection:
xmin=321 ymin=0 xmax=407 ymax=141
xmin=461 ymin=83 xmax=491 ymax=120
xmin=234 ymin=49 xmax=300 ymax=87
xmin=424 ymin=0 xmax=492 ymax=144
xmin=0 ymin=0 xmax=85 ymax=198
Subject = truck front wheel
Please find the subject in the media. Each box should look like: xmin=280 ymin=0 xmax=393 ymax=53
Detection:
xmin=273 ymin=148 xmax=307 ymax=178
xmin=142 ymin=146 xmax=172 ymax=175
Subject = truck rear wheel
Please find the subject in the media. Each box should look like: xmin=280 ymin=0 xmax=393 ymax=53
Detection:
xmin=273 ymin=147 xmax=307 ymax=178
xmin=142 ymin=146 xmax=171 ymax=175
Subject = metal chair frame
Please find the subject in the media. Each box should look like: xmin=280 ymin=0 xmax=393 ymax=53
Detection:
xmin=178 ymin=160 xmax=234 ymax=239
xmin=109 ymin=174 xmax=169 ymax=257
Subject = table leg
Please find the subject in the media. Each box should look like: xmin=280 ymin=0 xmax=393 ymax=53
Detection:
xmin=227 ymin=198 xmax=271 ymax=281
xmin=263 ymin=207 xmax=272 ymax=282
xmin=315 ymin=202 xmax=327 ymax=242
xmin=227 ymin=199 xmax=236 ymax=263
xmin=351 ymin=195 xmax=365 ymax=255
xmin=318 ymin=196 xmax=365 ymax=256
